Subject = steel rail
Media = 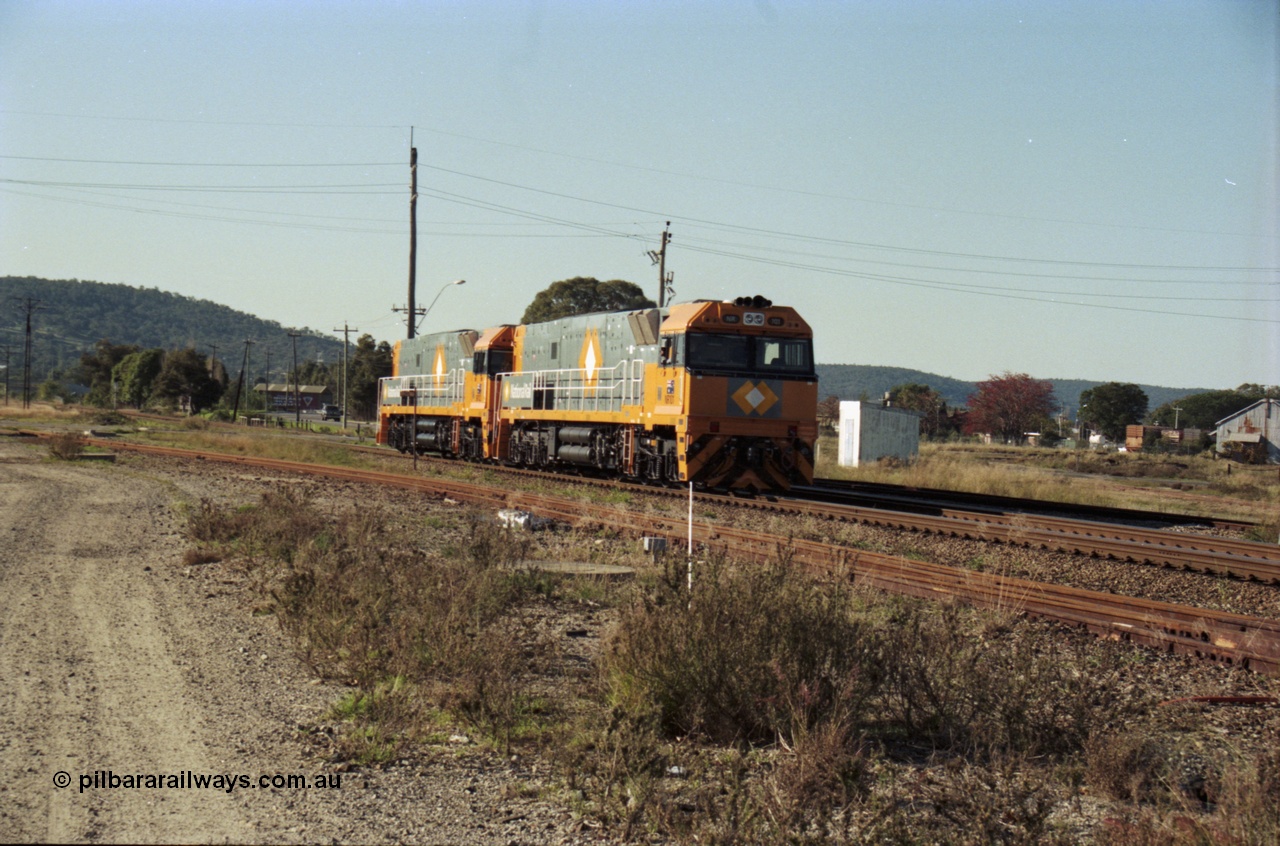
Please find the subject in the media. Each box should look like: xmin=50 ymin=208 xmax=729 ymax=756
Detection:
xmin=765 ymin=494 xmax=1280 ymax=583
xmin=803 ymin=477 xmax=1257 ymax=532
xmin=81 ymin=437 xmax=1280 ymax=675
xmin=360 ymin=445 xmax=1280 ymax=583
xmin=29 ymin=428 xmax=1280 ymax=583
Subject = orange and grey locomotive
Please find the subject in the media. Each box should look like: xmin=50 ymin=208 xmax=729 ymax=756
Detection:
xmin=378 ymin=296 xmax=817 ymax=491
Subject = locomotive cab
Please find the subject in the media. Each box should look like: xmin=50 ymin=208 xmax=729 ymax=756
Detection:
xmin=659 ymin=297 xmax=818 ymax=491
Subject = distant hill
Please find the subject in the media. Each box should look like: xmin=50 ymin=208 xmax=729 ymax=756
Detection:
xmin=0 ymin=277 xmax=1216 ymax=413
xmin=0 ymin=276 xmax=344 ymax=384
xmin=816 ymin=365 xmax=975 ymax=408
xmin=816 ymin=364 xmax=1212 ymax=416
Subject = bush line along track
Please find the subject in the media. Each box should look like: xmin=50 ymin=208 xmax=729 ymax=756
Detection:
xmin=68 ymin=435 xmax=1280 ymax=676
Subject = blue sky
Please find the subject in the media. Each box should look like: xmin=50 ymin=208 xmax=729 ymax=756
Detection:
xmin=2 ymin=0 xmax=1276 ymax=389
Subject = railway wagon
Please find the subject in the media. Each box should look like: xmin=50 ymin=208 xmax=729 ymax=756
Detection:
xmin=378 ymin=296 xmax=818 ymax=491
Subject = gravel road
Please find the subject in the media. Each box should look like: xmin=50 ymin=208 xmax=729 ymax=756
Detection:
xmin=0 ymin=437 xmax=608 ymax=844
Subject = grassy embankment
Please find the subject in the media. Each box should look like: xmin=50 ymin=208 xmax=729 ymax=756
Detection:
xmin=182 ymin=483 xmax=1278 ymax=845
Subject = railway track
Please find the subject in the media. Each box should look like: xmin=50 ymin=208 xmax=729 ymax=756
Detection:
xmin=356 ymin=444 xmax=1280 ymax=583
xmin=777 ymin=486 xmax=1280 ymax=584
xmin=69 ymin=436 xmax=1280 ymax=675
xmin=803 ymin=477 xmax=1256 ymax=531
xmin=356 ymin=451 xmax=1280 ymax=583
xmin=25 ymin=425 xmax=1280 ymax=585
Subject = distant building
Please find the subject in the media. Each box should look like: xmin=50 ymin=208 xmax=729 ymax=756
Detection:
xmin=252 ymin=383 xmax=333 ymax=413
xmin=837 ymin=401 xmax=921 ymax=467
xmin=1213 ymin=398 xmax=1279 ymax=464
xmin=1124 ymin=424 xmax=1204 ymax=453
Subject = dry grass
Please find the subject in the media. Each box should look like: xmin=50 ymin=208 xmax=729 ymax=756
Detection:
xmin=186 ymin=490 xmax=553 ymax=757
xmin=1092 ymin=726 xmax=1280 ymax=846
xmin=0 ymin=401 xmax=86 ymax=422
xmin=818 ymin=438 xmax=1279 ymax=525
xmin=567 ymin=559 xmax=1133 ymax=843
xmin=175 ymin=448 xmax=1277 ymax=842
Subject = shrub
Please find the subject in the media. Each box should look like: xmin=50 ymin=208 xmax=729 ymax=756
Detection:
xmin=188 ymin=495 xmax=549 ymax=752
xmin=604 ymin=555 xmax=877 ymax=746
xmin=47 ymin=432 xmax=85 ymax=460
xmin=878 ymin=601 xmax=1116 ymax=756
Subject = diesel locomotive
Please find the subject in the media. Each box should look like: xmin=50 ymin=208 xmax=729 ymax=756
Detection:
xmin=377 ymin=296 xmax=818 ymax=491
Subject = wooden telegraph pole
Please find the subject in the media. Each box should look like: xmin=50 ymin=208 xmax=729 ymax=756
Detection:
xmin=331 ymin=322 xmax=359 ymax=427
xmin=408 ymin=129 xmax=418 ymax=339
xmin=648 ymin=222 xmax=674 ymax=308
xmin=288 ymin=331 xmax=302 ymax=424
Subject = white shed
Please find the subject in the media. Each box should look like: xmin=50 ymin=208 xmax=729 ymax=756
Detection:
xmin=837 ymin=401 xmax=921 ymax=467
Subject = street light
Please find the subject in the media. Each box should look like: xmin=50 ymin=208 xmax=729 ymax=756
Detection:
xmin=416 ymin=279 xmax=466 ymax=334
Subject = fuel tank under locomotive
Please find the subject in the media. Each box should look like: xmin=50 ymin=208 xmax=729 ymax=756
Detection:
xmin=386 ymin=415 xmax=452 ymax=455
xmin=555 ymin=426 xmax=608 ymax=466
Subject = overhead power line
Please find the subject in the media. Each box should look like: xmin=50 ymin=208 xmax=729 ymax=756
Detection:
xmin=406 ymin=124 xmax=1272 ymax=241
xmin=0 ymin=154 xmax=401 ymax=167
xmin=417 ymin=163 xmax=1280 ymax=274
xmin=0 ymin=177 xmax=399 ymax=194
xmin=0 ymin=108 xmax=405 ymax=130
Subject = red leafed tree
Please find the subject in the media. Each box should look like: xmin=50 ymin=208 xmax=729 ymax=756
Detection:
xmin=963 ymin=372 xmax=1057 ymax=444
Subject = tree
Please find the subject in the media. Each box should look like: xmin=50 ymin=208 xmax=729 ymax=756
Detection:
xmin=348 ymin=334 xmax=393 ymax=418
xmin=291 ymin=359 xmax=333 ymax=389
xmin=816 ymin=395 xmax=841 ymax=430
xmin=520 ymin=277 xmax=655 ymax=324
xmin=963 ymin=372 xmax=1057 ymax=444
xmin=77 ymin=339 xmax=140 ymax=407
xmin=152 ymin=348 xmax=223 ymax=413
xmin=112 ymin=348 xmax=165 ymax=409
xmin=1147 ymin=386 xmax=1271 ymax=431
xmin=1079 ymin=382 xmax=1148 ymax=441
xmin=888 ymin=383 xmax=950 ymax=439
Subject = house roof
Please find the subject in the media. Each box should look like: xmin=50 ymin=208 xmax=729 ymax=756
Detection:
xmin=1213 ymin=398 xmax=1279 ymax=428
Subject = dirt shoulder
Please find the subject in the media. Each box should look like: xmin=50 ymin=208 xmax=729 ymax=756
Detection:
xmin=0 ymin=437 xmax=600 ymax=844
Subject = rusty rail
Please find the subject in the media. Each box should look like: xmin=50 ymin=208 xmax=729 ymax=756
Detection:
xmin=74 ymin=437 xmax=1280 ymax=676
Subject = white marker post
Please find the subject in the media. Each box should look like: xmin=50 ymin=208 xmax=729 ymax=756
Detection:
xmin=687 ymin=482 xmax=694 ymax=600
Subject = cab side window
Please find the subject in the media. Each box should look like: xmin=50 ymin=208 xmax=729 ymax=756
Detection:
xmin=659 ymin=335 xmax=683 ymax=367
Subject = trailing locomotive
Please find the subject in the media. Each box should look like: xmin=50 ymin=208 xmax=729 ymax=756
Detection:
xmin=377 ymin=296 xmax=818 ymax=491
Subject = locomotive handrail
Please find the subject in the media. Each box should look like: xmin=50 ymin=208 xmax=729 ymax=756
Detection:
xmin=497 ymin=360 xmax=645 ymax=413
xmin=379 ymin=369 xmax=466 ymax=407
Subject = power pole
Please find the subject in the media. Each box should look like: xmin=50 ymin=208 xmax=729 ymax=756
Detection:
xmin=647 ymin=222 xmax=674 ymax=308
xmin=289 ymin=331 xmax=302 ymax=424
xmin=332 ymin=322 xmax=359 ymax=428
xmin=230 ymin=338 xmax=254 ymax=421
xmin=407 ymin=127 xmax=419 ymax=339
xmin=244 ymin=340 xmax=254 ymax=414
xmin=1 ymin=341 xmax=10 ymax=406
xmin=13 ymin=297 xmax=46 ymax=409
